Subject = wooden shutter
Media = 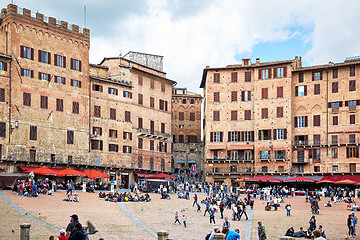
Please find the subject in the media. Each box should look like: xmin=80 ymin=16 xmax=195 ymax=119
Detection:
xmin=339 ymin=101 xmax=343 ymax=107
xmin=30 ymin=48 xmax=34 ymax=60
xmin=38 ymin=72 xmax=41 ymax=80
xmin=0 ymin=88 xmax=5 ymax=102
xmin=332 ymin=82 xmax=338 ymax=93
xmin=346 ymin=148 xmax=350 ymax=158
xmin=283 ymin=67 xmax=287 ymax=77
xmin=273 ymin=129 xmax=277 ymax=140
xmin=165 ymin=101 xmax=168 ymax=111
xmin=241 ymin=131 xmax=245 ymax=142
xmin=294 ymin=117 xmax=298 ymax=128
xmin=273 ymin=68 xmax=277 ymax=78
xmin=79 ymin=60 xmax=82 ymax=72
xmin=30 ymin=126 xmax=37 ymax=140
xmin=231 ymin=72 xmax=238 ymax=82
xmin=38 ymin=50 xmax=41 ymax=62
xmin=245 ymin=72 xmax=251 ymax=82
xmin=268 ymin=129 xmax=272 ymax=140
xmin=70 ymin=58 xmax=74 ymax=70
xmin=251 ymin=131 xmax=254 ymax=141
xmin=295 ymin=86 xmax=298 ymax=96
xmin=284 ymin=129 xmax=287 ymax=139
xmin=48 ymin=52 xmax=51 ymax=64
xmin=309 ymin=149 xmax=313 ymax=159
xmin=67 ymin=130 xmax=74 ymax=144
xmin=241 ymin=91 xmax=245 ymax=101
xmin=277 ymin=87 xmax=283 ymax=98
xmin=220 ymin=132 xmax=223 ymax=142
xmin=268 ymin=68 xmax=272 ymax=78
xmin=258 ymin=130 xmax=261 ymax=140
xmin=0 ymin=122 xmax=5 ymax=137
xmin=2 ymin=62 xmax=7 ymax=71
xmin=54 ymin=54 xmax=57 ymax=66
xmin=20 ymin=46 xmax=24 ymax=58
xmin=304 ymin=85 xmax=307 ymax=96
xmin=305 ymin=116 xmax=308 ymax=127
xmin=231 ymin=91 xmax=237 ymax=102
xmin=210 ymin=132 xmax=213 ymax=142
xmin=258 ymin=69 xmax=262 ymax=79
xmin=312 ymin=72 xmax=315 ymax=81
xmin=248 ymin=91 xmax=251 ymax=101
xmin=299 ymin=72 xmax=304 ymax=82
xmin=228 ymin=132 xmax=231 ymax=142
xmin=63 ymin=56 xmax=66 ymax=68
xmin=319 ymin=71 xmax=323 ymax=80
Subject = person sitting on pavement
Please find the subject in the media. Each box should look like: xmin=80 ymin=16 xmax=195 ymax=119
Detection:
xmin=285 ymin=227 xmax=294 ymax=236
xmin=305 ymin=228 xmax=314 ymax=239
xmin=324 ymin=201 xmax=332 ymax=207
xmin=293 ymin=227 xmax=306 ymax=238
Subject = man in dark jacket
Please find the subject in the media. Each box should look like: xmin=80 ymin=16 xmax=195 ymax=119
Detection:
xmin=69 ymin=222 xmax=84 ymax=240
xmin=66 ymin=214 xmax=79 ymax=238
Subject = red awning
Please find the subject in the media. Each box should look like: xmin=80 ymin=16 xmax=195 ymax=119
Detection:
xmin=320 ymin=176 xmax=360 ymax=183
xmin=84 ymin=170 xmax=110 ymax=179
xmin=19 ymin=166 xmax=85 ymax=173
xmin=135 ymin=172 xmax=153 ymax=178
xmin=56 ymin=168 xmax=85 ymax=177
xmin=284 ymin=177 xmax=317 ymax=183
xmin=147 ymin=173 xmax=176 ymax=179
xmin=25 ymin=167 xmax=57 ymax=176
xmin=245 ymin=176 xmax=283 ymax=183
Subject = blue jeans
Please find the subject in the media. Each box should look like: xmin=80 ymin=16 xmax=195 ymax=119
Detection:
xmin=19 ymin=190 xmax=23 ymax=196
xmin=286 ymin=209 xmax=291 ymax=216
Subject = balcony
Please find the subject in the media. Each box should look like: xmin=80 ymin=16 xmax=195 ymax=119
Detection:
xmin=292 ymin=137 xmax=360 ymax=148
xmin=292 ymin=158 xmax=309 ymax=164
xmin=136 ymin=128 xmax=170 ymax=140
xmin=207 ymin=167 xmax=255 ymax=176
xmin=206 ymin=156 xmax=254 ymax=163
xmin=274 ymin=154 xmax=286 ymax=162
xmin=258 ymin=154 xmax=271 ymax=162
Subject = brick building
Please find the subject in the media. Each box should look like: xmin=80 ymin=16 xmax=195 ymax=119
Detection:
xmin=0 ymin=4 xmax=176 ymax=187
xmin=172 ymin=87 xmax=203 ymax=174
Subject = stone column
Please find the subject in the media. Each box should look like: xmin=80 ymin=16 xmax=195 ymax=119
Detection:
xmin=20 ymin=223 xmax=31 ymax=240
xmin=157 ymin=230 xmax=169 ymax=240
xmin=214 ymin=233 xmax=226 ymax=240
xmin=82 ymin=182 xmax=86 ymax=192
xmin=355 ymin=189 xmax=359 ymax=199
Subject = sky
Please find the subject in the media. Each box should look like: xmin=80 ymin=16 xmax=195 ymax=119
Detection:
xmin=5 ymin=0 xmax=360 ymax=93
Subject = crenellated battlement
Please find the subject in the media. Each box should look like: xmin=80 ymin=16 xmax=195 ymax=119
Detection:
xmin=1 ymin=4 xmax=90 ymax=40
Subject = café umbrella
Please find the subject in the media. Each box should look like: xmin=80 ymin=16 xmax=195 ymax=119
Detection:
xmin=84 ymin=170 xmax=110 ymax=179
xmin=25 ymin=167 xmax=57 ymax=176
xmin=55 ymin=168 xmax=85 ymax=177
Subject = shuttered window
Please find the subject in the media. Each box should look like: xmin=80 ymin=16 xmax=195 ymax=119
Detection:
xmin=231 ymin=91 xmax=237 ymax=102
xmin=350 ymin=114 xmax=356 ymax=124
xmin=241 ymin=91 xmax=251 ymax=101
xmin=244 ymin=72 xmax=251 ymax=82
xmin=0 ymin=88 xmax=4 ymax=102
xmin=0 ymin=61 xmax=8 ymax=71
xmin=261 ymin=108 xmax=268 ymax=119
xmin=333 ymin=116 xmax=338 ymax=125
xmin=213 ymin=111 xmax=220 ymax=121
xmin=40 ymin=96 xmax=48 ymax=109
xmin=150 ymin=140 xmax=154 ymax=150
xmin=150 ymin=97 xmax=155 ymax=108
xmin=276 ymin=107 xmax=283 ymax=118
xmin=231 ymin=72 xmax=238 ymax=82
xmin=94 ymin=105 xmax=101 ymax=117
xmin=244 ymin=110 xmax=251 ymax=120
xmin=54 ymin=54 xmax=66 ymax=68
xmin=161 ymin=123 xmax=166 ymax=133
xmin=138 ymin=94 xmax=143 ymax=105
xmin=333 ymin=69 xmax=338 ymax=79
xmin=150 ymin=157 xmax=154 ymax=170
xmin=125 ymin=111 xmax=131 ymax=122
xmin=314 ymin=84 xmax=321 ymax=95
xmin=313 ymin=115 xmax=321 ymax=126
xmin=277 ymin=86 xmax=283 ymax=98
xmin=213 ymin=73 xmax=220 ymax=83
xmin=150 ymin=79 xmax=155 ymax=89
xmin=213 ymin=92 xmax=220 ymax=102
xmin=350 ymin=66 xmax=356 ymax=77
xmin=179 ymin=112 xmax=184 ymax=121
xmin=72 ymin=101 xmax=79 ymax=114
xmin=0 ymin=122 xmax=6 ymax=137
xmin=138 ymin=76 xmax=143 ymax=85
xmin=231 ymin=111 xmax=237 ymax=121
xmin=138 ymin=138 xmax=143 ymax=149
xmin=70 ymin=58 xmax=82 ymax=71
xmin=93 ymin=84 xmax=103 ymax=92
xmin=110 ymin=108 xmax=116 ymax=120
xmin=38 ymin=50 xmax=51 ymax=64
xmin=56 ymin=99 xmax=63 ymax=112
xmin=298 ymin=72 xmax=304 ymax=82
xmin=29 ymin=126 xmax=37 ymax=140
xmin=190 ymin=112 xmax=195 ymax=121
xmin=349 ymin=80 xmax=356 ymax=91
xmin=261 ymin=88 xmax=268 ymax=99
xmin=23 ymin=92 xmax=31 ymax=106
xmin=312 ymin=71 xmax=322 ymax=80
xmin=67 ymin=130 xmax=74 ymax=144
xmin=332 ymin=82 xmax=338 ymax=93
xmin=109 ymin=129 xmax=118 ymax=138
xmin=20 ymin=45 xmax=34 ymax=60
xmin=136 ymin=118 xmax=143 ymax=130
xmin=109 ymin=144 xmax=119 ymax=152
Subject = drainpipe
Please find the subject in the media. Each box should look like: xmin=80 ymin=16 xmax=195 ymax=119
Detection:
xmin=88 ymin=75 xmax=91 ymax=153
xmin=326 ymin=69 xmax=329 ymax=156
xmin=8 ymin=57 xmax=12 ymax=145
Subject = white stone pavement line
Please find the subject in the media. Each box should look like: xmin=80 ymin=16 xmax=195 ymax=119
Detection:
xmin=116 ymin=202 xmax=157 ymax=238
xmin=0 ymin=191 xmax=59 ymax=232
xmin=245 ymin=207 xmax=254 ymax=240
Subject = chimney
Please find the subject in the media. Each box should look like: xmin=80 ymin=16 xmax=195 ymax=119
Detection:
xmin=256 ymin=58 xmax=260 ymax=64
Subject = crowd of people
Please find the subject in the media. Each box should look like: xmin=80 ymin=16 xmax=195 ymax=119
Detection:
xmin=98 ymin=191 xmax=151 ymax=202
xmin=14 ymin=178 xmax=53 ymax=197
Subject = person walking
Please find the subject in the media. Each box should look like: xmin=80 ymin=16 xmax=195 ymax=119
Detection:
xmin=225 ymin=229 xmax=240 ymax=240
xmin=174 ymin=211 xmax=181 ymax=224
xmin=182 ymin=215 xmax=187 ymax=228
xmin=239 ymin=202 xmax=249 ymax=220
xmin=204 ymin=201 xmax=211 ymax=216
xmin=258 ymin=221 xmax=267 ymax=240
xmin=193 ymin=193 xmax=198 ymax=206
xmin=285 ymin=203 xmax=291 ymax=216
xmin=348 ymin=214 xmax=355 ymax=238
xmin=210 ymin=208 xmax=216 ymax=225
xmin=309 ymin=215 xmax=316 ymax=231
xmin=66 ymin=214 xmax=79 ymax=238
xmin=219 ymin=202 xmax=224 ymax=219
xmin=68 ymin=222 xmax=84 ymax=240
xmin=352 ymin=212 xmax=358 ymax=236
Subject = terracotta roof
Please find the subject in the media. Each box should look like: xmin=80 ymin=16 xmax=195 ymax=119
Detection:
xmin=89 ymin=63 xmax=108 ymax=69
xmin=89 ymin=75 xmax=133 ymax=88
xmin=293 ymin=60 xmax=360 ymax=72
xmin=130 ymin=66 xmax=177 ymax=86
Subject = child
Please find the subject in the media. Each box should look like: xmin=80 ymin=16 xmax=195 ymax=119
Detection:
xmin=174 ymin=211 xmax=181 ymax=224
xmin=197 ymin=203 xmax=201 ymax=212
xmin=182 ymin=215 xmax=187 ymax=227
